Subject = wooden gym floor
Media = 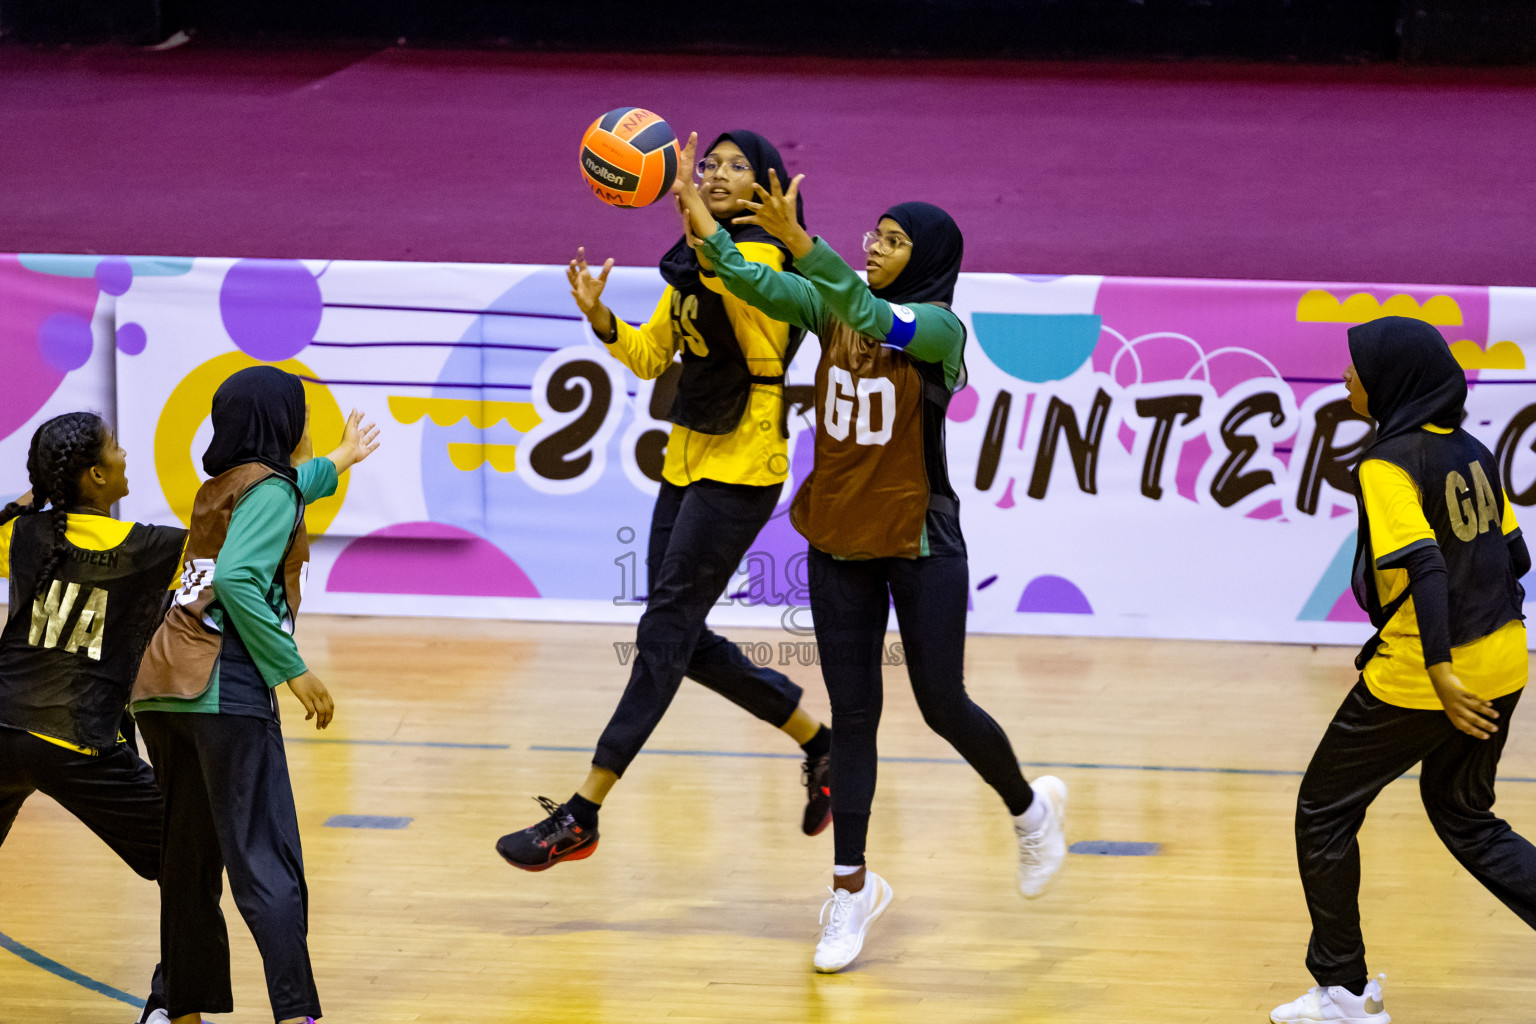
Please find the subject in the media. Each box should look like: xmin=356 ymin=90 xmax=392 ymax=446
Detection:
xmin=3 ymin=615 xmax=1534 ymax=1023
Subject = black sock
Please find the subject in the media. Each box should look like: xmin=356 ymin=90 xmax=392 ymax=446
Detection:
xmin=800 ymin=725 xmax=831 ymax=759
xmin=1339 ymin=978 xmax=1368 ymax=997
xmin=566 ymin=793 xmax=601 ymax=828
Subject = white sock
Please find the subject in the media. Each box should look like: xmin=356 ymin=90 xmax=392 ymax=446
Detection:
xmin=833 ymin=864 xmax=863 ymax=877
xmin=1015 ymin=794 xmax=1049 ymax=832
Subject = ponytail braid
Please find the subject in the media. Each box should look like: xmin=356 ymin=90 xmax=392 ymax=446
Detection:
xmin=20 ymin=413 xmax=109 ymax=601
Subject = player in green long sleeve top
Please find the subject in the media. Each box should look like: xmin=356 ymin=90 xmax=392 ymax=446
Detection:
xmin=673 ymin=139 xmax=1067 ymax=975
xmin=131 ymin=456 xmax=337 ymax=718
xmin=133 ymin=366 xmax=378 ymax=1024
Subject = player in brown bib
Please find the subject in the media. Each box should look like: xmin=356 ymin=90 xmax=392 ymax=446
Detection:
xmin=675 ymin=144 xmax=1068 ymax=973
xmin=131 ymin=367 xmax=378 ymax=1024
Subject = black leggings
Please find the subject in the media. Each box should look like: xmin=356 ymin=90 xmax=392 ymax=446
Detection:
xmin=808 ymin=528 xmax=1033 ymax=866
xmin=1296 ymin=680 xmax=1536 ymax=986
xmin=593 ymin=478 xmax=804 ymax=777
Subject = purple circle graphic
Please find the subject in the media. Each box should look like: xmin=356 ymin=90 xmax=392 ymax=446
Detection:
xmin=37 ymin=313 xmax=95 ymax=371
xmin=95 ymin=257 xmax=134 ymax=296
xmin=219 ymin=259 xmax=322 ymax=361
xmin=117 ymin=322 xmax=148 ymax=355
xmin=1017 ymin=575 xmax=1093 ymax=614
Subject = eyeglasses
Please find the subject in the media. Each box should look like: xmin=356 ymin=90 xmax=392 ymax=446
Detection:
xmin=862 ymin=231 xmax=912 ymax=256
xmin=696 ymin=157 xmax=753 ymax=179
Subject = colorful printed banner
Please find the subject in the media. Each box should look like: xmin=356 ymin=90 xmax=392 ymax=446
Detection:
xmin=4 ymin=252 xmax=1536 ymax=646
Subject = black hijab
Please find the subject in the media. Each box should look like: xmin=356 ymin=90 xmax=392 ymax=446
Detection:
xmin=869 ymin=201 xmax=964 ymax=307
xmin=659 ymin=130 xmax=804 ymax=290
xmin=202 ymin=366 xmax=306 ymax=484
xmin=1347 ymin=316 xmax=1466 ymax=447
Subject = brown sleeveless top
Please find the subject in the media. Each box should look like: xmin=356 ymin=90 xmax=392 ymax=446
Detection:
xmin=131 ymin=464 xmax=308 ymax=703
xmin=790 ymin=321 xmax=935 ymax=559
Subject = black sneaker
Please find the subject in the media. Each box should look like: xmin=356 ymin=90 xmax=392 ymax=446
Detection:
xmin=801 ymin=753 xmax=832 ymax=836
xmin=496 ymin=796 xmax=600 ymax=871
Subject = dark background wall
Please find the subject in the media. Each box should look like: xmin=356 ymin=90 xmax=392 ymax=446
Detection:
xmin=2 ymin=0 xmax=1532 ymax=64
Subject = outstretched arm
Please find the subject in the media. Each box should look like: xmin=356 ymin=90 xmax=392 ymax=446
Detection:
xmin=669 ymin=135 xmax=822 ymax=331
xmin=733 ymin=169 xmax=965 ymax=386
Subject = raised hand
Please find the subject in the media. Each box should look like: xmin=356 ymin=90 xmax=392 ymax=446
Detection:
xmin=670 ymin=132 xmax=719 ymax=245
xmin=331 ymin=408 xmax=380 ymax=474
xmin=733 ymin=168 xmax=813 ymax=259
xmin=670 ymin=131 xmax=699 ymax=203
xmin=567 ymin=246 xmax=614 ymax=316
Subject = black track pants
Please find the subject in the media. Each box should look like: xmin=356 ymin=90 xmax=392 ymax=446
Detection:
xmin=593 ymin=479 xmax=803 ymax=776
xmin=137 ymin=712 xmax=321 ymax=1021
xmin=1296 ymin=680 xmax=1536 ymax=986
xmin=0 ymin=728 xmax=169 ymax=1018
xmin=0 ymin=726 xmax=163 ymax=878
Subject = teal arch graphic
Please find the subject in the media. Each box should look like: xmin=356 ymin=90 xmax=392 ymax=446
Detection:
xmin=970 ymin=312 xmax=1102 ymax=383
xmin=18 ymin=254 xmax=194 ymax=277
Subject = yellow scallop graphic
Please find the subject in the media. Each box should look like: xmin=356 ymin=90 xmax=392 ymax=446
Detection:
xmin=447 ymin=443 xmax=518 ymax=473
xmin=1296 ymin=289 xmax=1463 ymax=326
xmin=1450 ymin=339 xmax=1526 ymax=370
xmin=389 ymin=395 xmax=540 ymax=432
xmin=154 ymin=351 xmax=349 ymax=534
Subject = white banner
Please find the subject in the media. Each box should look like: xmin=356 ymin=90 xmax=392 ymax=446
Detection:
xmin=5 ymin=253 xmax=1536 ymax=645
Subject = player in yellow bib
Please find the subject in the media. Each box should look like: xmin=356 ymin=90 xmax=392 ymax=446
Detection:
xmin=497 ymin=131 xmax=834 ymax=872
xmin=1271 ymin=316 xmax=1536 ymax=1024
xmin=1 ymin=412 xmax=187 ymax=1023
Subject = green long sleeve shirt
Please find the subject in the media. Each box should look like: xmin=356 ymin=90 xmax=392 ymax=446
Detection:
xmin=131 ymin=457 xmax=337 ymax=718
xmin=698 ymin=226 xmax=966 ymax=390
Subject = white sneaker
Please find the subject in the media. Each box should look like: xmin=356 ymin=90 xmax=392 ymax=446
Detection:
xmin=1271 ymin=975 xmax=1390 ymax=1023
xmin=813 ymin=871 xmax=894 ymax=973
xmin=139 ymin=1010 xmax=170 ymax=1024
xmin=1016 ymin=775 xmax=1068 ymax=898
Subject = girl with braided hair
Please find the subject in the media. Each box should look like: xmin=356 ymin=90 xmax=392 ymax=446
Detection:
xmin=0 ymin=411 xmax=187 ymax=1023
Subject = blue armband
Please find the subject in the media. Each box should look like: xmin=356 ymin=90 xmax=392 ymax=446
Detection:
xmin=884 ymin=303 xmax=918 ymax=347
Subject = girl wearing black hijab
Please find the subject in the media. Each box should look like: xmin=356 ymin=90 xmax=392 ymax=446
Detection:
xmin=675 ymin=156 xmax=1064 ymax=974
xmin=498 ymin=131 xmax=834 ymax=871
xmin=131 ymin=366 xmax=378 ymax=1024
xmin=1272 ymin=317 xmax=1536 ymax=1024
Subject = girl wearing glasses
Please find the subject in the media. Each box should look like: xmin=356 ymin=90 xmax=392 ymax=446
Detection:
xmin=497 ymin=131 xmax=834 ymax=871
xmin=672 ymin=141 xmax=1066 ymax=973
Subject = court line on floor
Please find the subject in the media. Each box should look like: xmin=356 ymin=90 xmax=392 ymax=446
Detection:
xmin=0 ymin=929 xmax=145 ymax=1010
xmin=288 ymin=737 xmax=510 ymax=750
xmin=526 ymin=744 xmax=1536 ymax=783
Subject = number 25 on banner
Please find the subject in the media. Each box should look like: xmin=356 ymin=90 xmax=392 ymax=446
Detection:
xmin=519 ymin=348 xmax=629 ymax=495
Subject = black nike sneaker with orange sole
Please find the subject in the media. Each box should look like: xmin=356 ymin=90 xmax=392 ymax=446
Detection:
xmin=496 ymin=796 xmax=600 ymax=870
